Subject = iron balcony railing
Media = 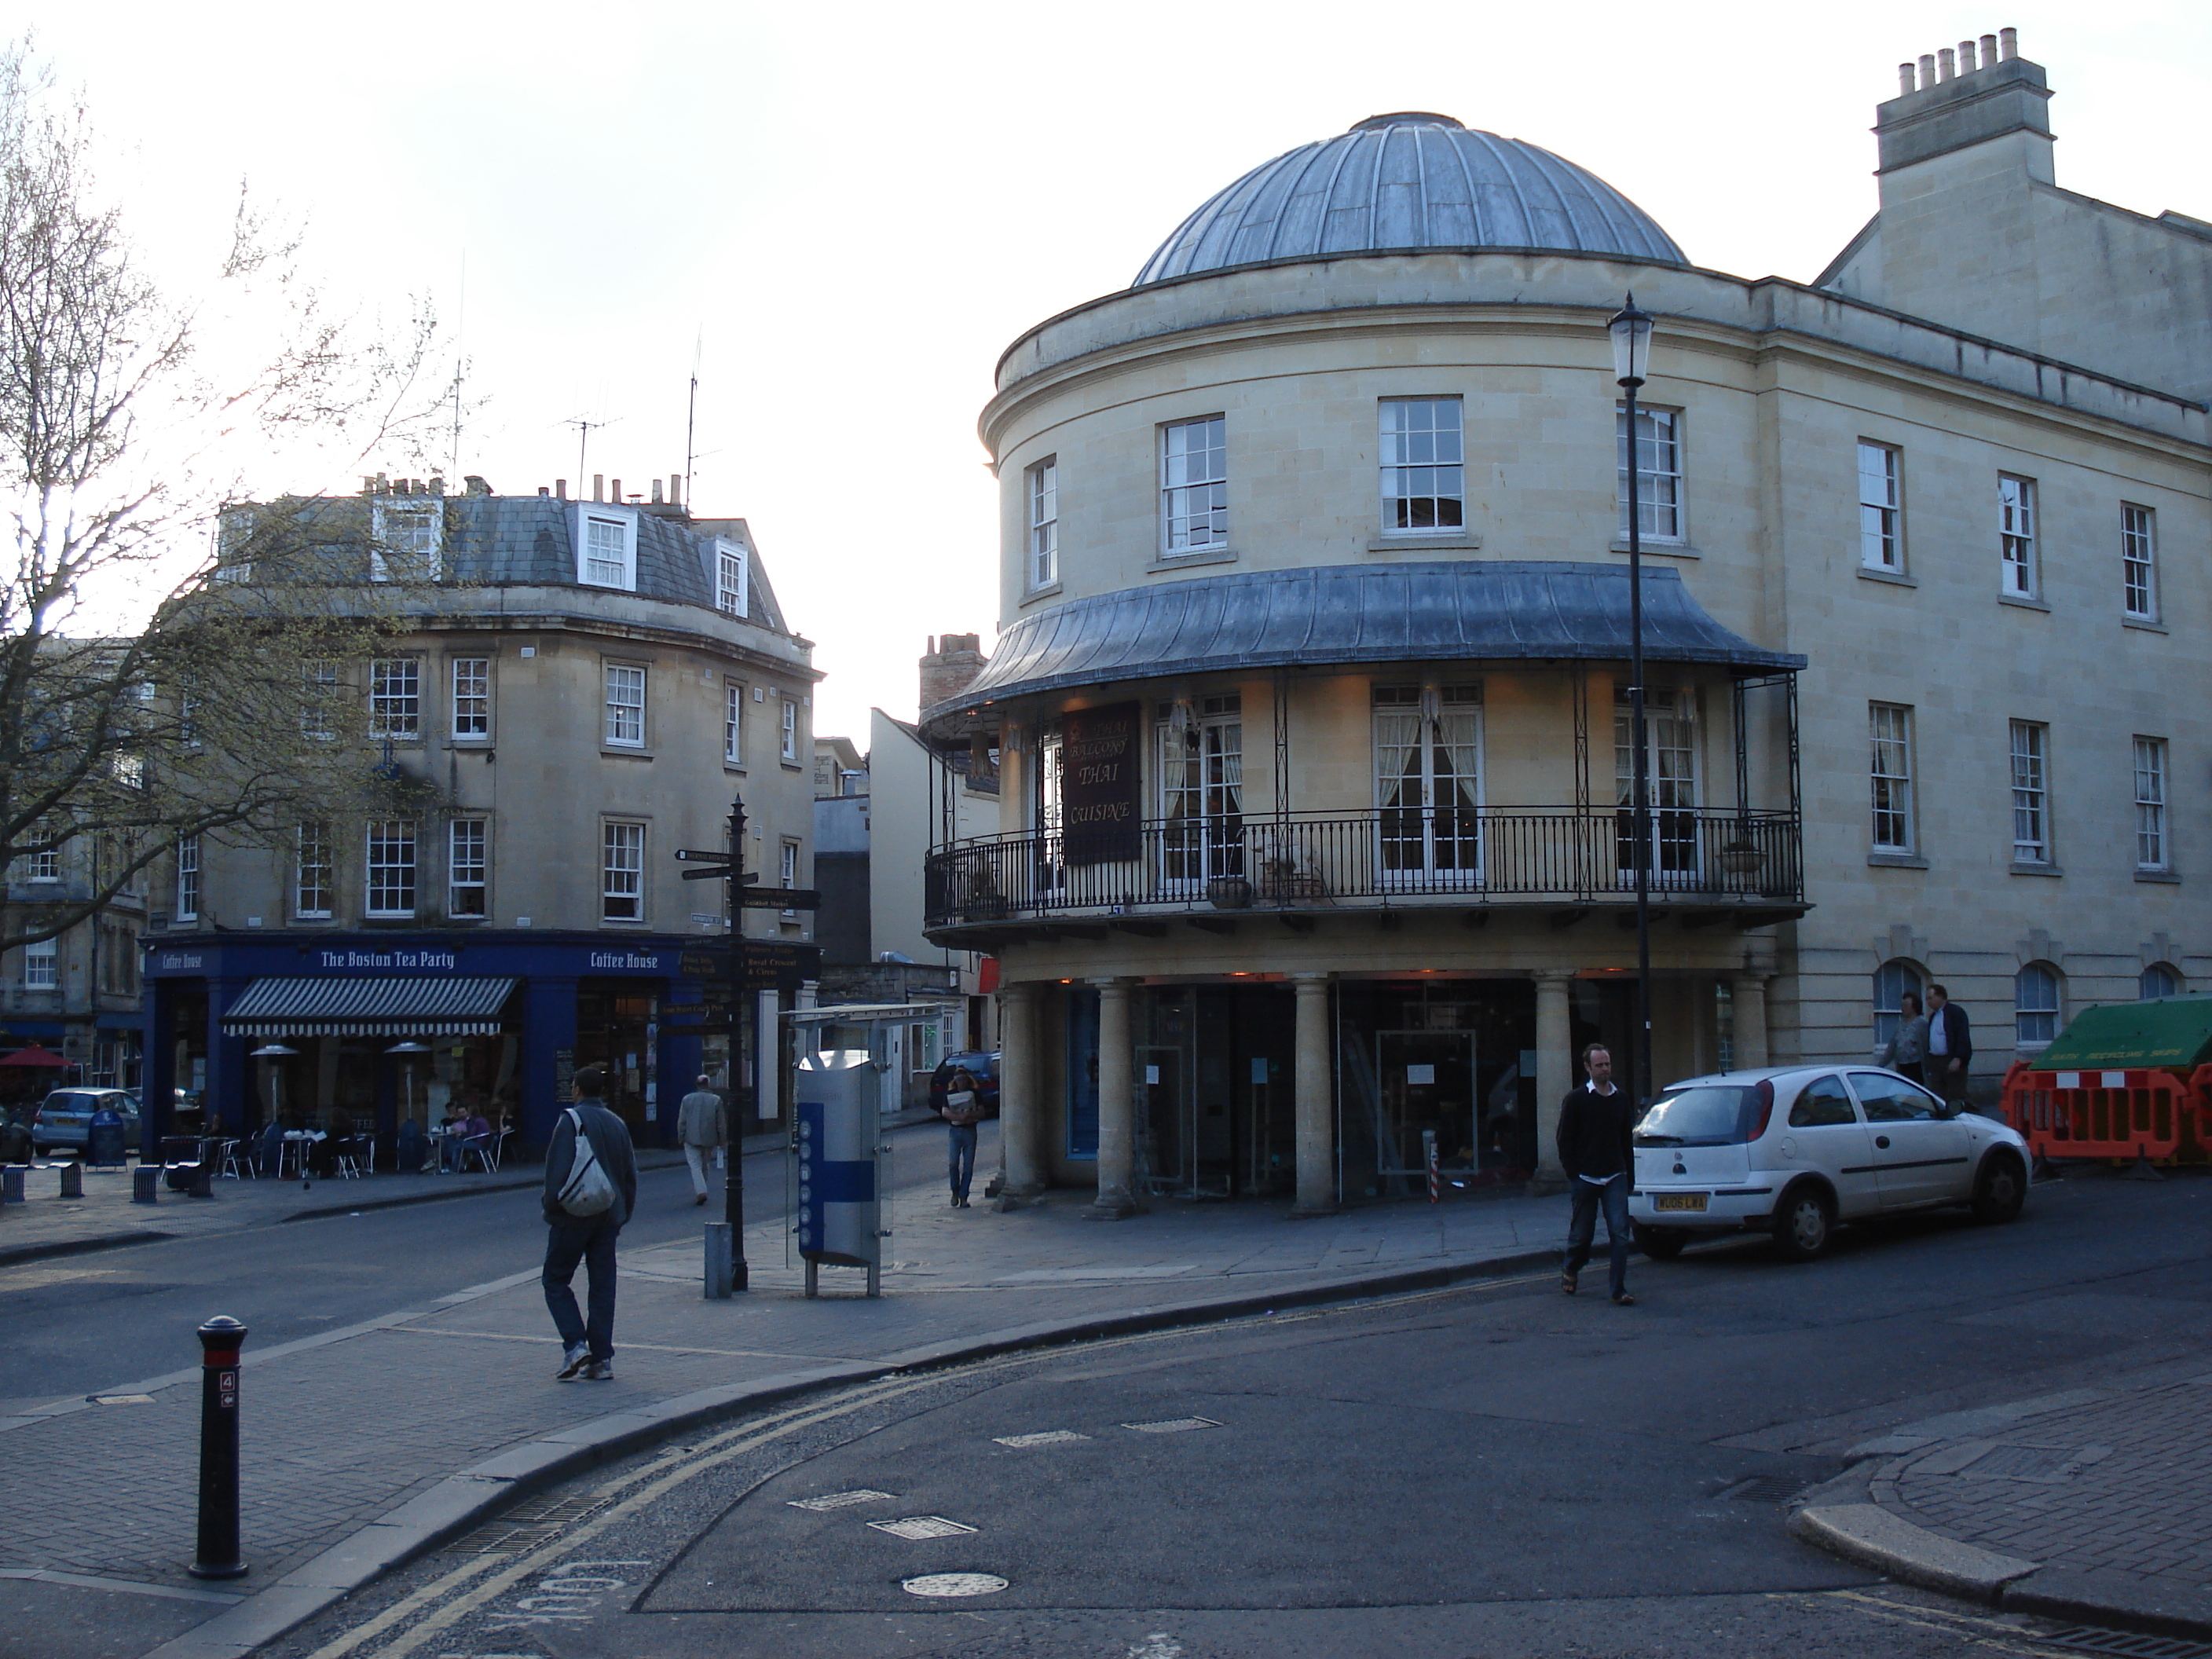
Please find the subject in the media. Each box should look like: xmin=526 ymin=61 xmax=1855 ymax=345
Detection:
xmin=925 ymin=806 xmax=1803 ymax=927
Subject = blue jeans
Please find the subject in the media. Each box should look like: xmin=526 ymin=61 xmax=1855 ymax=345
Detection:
xmin=544 ymin=1220 xmax=620 ymax=1361
xmin=1564 ymin=1173 xmax=1631 ymax=1298
xmin=947 ymin=1122 xmax=978 ymax=1203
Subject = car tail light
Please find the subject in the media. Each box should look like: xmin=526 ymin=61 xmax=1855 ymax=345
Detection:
xmin=1747 ymin=1079 xmax=1775 ymax=1141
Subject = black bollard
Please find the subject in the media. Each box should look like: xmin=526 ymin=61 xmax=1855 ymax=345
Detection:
xmin=189 ymin=1316 xmax=250 ymax=1579
xmin=59 ymin=1161 xmax=82 ymax=1199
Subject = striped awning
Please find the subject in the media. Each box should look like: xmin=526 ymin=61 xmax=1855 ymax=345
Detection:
xmin=222 ymin=976 xmax=520 ymax=1038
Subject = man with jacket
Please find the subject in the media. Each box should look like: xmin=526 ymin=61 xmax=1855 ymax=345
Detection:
xmin=676 ymin=1075 xmax=727 ymax=1207
xmin=1926 ymin=985 xmax=1973 ymax=1108
xmin=1558 ymin=1042 xmax=1637 ymax=1306
xmin=542 ymin=1065 xmax=639 ymax=1381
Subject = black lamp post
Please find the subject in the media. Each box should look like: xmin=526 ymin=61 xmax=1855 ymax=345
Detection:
xmin=1610 ymin=294 xmax=1656 ymax=1109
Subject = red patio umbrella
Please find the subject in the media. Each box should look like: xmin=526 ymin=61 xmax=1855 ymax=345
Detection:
xmin=0 ymin=1045 xmax=69 ymax=1068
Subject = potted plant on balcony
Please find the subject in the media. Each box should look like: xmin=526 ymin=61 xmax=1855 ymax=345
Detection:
xmin=1717 ymin=825 xmax=1763 ymax=875
xmin=1206 ymin=874 xmax=1253 ymax=909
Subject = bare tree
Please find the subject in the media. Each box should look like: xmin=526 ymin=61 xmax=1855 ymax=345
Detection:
xmin=0 ymin=40 xmax=449 ymax=953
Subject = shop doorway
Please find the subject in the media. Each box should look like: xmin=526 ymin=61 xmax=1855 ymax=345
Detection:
xmin=1134 ymin=984 xmax=1293 ymax=1199
xmin=1375 ymin=1029 xmax=1475 ymax=1177
xmin=577 ymin=980 xmax=661 ymax=1137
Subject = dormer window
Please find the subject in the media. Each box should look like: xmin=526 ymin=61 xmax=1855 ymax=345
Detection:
xmin=714 ymin=538 xmax=748 ymax=616
xmin=573 ymin=505 xmax=638 ymax=591
xmin=371 ymin=497 xmax=444 ymax=581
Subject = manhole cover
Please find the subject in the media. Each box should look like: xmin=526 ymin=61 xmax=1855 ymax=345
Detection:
xmin=870 ymin=1515 xmax=978 ymax=1540
xmin=904 ymin=1573 xmax=1009 ymax=1598
xmin=1719 ymin=1476 xmax=1806 ymax=1503
xmin=788 ymin=1489 xmax=895 ymax=1511
xmin=994 ymin=1430 xmax=1092 ymax=1448
xmin=1122 ymin=1416 xmax=1221 ymax=1434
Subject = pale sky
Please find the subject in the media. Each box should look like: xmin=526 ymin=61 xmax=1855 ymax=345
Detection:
xmin=32 ymin=0 xmax=2212 ymax=742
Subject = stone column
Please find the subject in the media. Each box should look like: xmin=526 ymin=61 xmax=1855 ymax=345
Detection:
xmin=1089 ymin=979 xmax=1137 ymax=1218
xmin=1532 ymin=969 xmax=1575 ymax=1193
xmin=997 ymin=981 xmax=1046 ymax=1199
xmin=1291 ymin=973 xmax=1335 ymax=1217
xmin=1732 ymin=973 xmax=1771 ymax=1068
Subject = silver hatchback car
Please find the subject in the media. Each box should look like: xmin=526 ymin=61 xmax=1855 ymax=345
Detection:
xmin=1628 ymin=1064 xmax=2030 ymax=1262
xmin=30 ymin=1087 xmax=140 ymax=1155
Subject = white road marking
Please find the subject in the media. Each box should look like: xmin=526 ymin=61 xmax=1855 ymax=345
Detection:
xmin=1122 ymin=1416 xmax=1221 ymax=1434
xmin=1129 ymin=1635 xmax=1184 ymax=1659
xmin=993 ymin=1430 xmax=1092 ymax=1448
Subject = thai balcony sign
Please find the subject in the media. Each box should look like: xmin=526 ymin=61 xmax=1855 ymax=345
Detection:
xmin=1061 ymin=701 xmax=1141 ymax=864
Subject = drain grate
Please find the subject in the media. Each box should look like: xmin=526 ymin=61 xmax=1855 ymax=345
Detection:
xmin=994 ymin=1430 xmax=1093 ymax=1448
xmin=2034 ymin=1625 xmax=2212 ymax=1659
xmin=788 ymin=1489 xmax=896 ymax=1511
xmin=869 ymin=1515 xmax=977 ymax=1540
xmin=1719 ymin=1475 xmax=1807 ymax=1503
xmin=443 ymin=1494 xmax=607 ymax=1555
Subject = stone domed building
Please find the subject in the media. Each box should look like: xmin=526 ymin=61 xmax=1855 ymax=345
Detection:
xmin=923 ymin=37 xmax=2211 ymax=1214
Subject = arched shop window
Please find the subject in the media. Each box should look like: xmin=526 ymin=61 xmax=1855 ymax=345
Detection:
xmin=2015 ymin=963 xmax=2062 ymax=1048
xmin=1873 ymin=959 xmax=1923 ymax=1048
xmin=2140 ymin=963 xmax=2181 ymax=1001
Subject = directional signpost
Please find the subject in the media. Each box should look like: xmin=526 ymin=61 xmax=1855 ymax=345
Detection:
xmin=676 ymin=797 xmax=821 ymax=1297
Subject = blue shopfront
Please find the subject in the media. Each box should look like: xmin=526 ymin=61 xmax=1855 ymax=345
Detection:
xmin=141 ymin=933 xmax=731 ymax=1158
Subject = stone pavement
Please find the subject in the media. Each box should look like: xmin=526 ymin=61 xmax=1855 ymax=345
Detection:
xmin=0 ymin=1147 xmax=1569 ymax=1657
xmin=0 ymin=1149 xmax=694 ymax=1264
xmin=1793 ymin=1354 xmax=2212 ymax=1639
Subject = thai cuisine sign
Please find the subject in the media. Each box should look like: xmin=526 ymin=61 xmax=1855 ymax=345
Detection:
xmin=1061 ymin=701 xmax=1141 ymax=864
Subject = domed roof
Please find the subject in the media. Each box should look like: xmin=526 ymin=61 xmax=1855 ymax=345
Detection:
xmin=1133 ymin=112 xmax=1683 ymax=287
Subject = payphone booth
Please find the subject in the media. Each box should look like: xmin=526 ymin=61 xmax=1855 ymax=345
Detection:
xmin=786 ymin=1004 xmax=948 ymax=1298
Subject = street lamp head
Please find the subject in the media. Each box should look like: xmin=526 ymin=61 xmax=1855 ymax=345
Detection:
xmin=1609 ymin=293 xmax=1654 ymax=387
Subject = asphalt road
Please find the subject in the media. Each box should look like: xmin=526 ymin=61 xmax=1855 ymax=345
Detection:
xmin=264 ymin=1167 xmax=2211 ymax=1659
xmin=0 ymin=1120 xmax=967 ymax=1411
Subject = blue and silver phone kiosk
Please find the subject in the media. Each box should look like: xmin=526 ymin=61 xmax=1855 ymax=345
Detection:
xmin=793 ymin=1047 xmax=888 ymax=1298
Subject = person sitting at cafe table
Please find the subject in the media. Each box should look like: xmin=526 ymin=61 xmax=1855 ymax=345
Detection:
xmin=452 ymin=1100 xmax=493 ymax=1170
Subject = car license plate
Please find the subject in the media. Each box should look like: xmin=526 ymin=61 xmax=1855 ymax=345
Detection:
xmin=1653 ymin=1193 xmax=1708 ymax=1213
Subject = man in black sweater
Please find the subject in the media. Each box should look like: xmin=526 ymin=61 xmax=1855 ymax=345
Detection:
xmin=1557 ymin=1042 xmax=1637 ymax=1306
xmin=541 ymin=1065 xmax=639 ymax=1381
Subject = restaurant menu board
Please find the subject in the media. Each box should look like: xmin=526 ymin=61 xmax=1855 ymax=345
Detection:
xmin=1061 ymin=701 xmax=1141 ymax=864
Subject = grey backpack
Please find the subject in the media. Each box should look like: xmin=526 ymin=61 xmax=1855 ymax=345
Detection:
xmin=555 ymin=1108 xmax=617 ymax=1218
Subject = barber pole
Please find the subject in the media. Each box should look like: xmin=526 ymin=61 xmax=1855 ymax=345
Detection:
xmin=1423 ymin=1129 xmax=1439 ymax=1204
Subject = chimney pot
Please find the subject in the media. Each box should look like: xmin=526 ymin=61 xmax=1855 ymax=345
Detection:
xmin=669 ymin=473 xmax=682 ymax=506
xmin=611 ymin=478 xmax=622 ymax=504
xmin=1979 ymin=33 xmax=1998 ymax=65
xmin=555 ymin=478 xmax=568 ymax=500
xmin=1898 ymin=61 xmax=1917 ymax=93
xmin=650 ymin=478 xmax=664 ymax=504
xmin=592 ymin=474 xmax=604 ymax=503
xmin=1937 ymin=46 xmax=1956 ymax=80
xmin=538 ymin=485 xmax=550 ymax=497
xmin=1998 ymin=26 xmax=2016 ymax=60
xmin=1918 ymin=53 xmax=1937 ymax=86
xmin=1957 ymin=39 xmax=1976 ymax=73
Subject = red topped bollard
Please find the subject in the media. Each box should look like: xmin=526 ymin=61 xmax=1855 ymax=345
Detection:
xmin=189 ymin=1316 xmax=249 ymax=1579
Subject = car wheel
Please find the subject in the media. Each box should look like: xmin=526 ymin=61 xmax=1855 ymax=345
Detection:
xmin=1632 ymin=1223 xmax=1688 ymax=1260
xmin=1772 ymin=1183 xmax=1835 ymax=1262
xmin=1971 ymin=1152 xmax=2027 ymax=1225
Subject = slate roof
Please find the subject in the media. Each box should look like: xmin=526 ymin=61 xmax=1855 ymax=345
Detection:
xmin=922 ymin=561 xmax=1803 ymax=727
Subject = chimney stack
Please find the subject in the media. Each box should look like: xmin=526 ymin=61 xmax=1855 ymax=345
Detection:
xmin=592 ymin=474 xmax=604 ymax=503
xmin=669 ymin=473 xmax=683 ymax=507
xmin=920 ymin=632 xmax=988 ymax=713
xmin=1877 ymin=30 xmax=2050 ymax=178
xmin=555 ymin=478 xmax=568 ymax=500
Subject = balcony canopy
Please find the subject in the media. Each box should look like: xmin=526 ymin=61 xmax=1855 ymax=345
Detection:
xmin=922 ymin=561 xmax=1804 ymax=734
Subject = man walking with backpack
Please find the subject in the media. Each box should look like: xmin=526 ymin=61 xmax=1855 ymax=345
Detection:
xmin=543 ymin=1064 xmax=638 ymax=1381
